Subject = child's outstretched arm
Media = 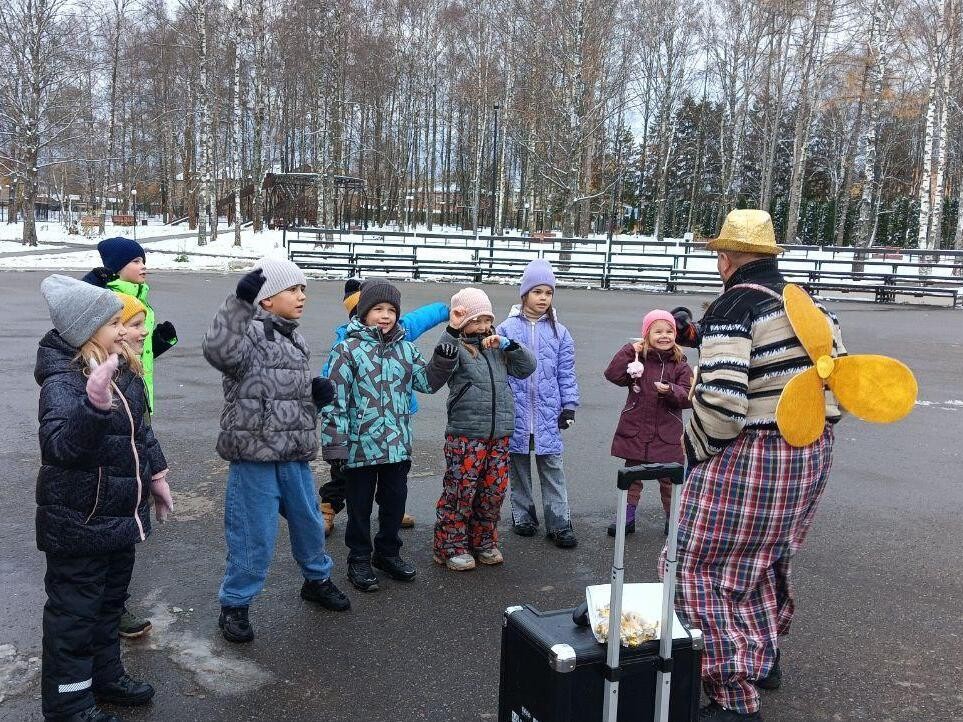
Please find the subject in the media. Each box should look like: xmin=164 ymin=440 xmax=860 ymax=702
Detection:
xmin=203 ymin=270 xmax=265 ymax=374
xmin=603 ymin=343 xmax=636 ymax=386
xmin=400 ymin=302 xmax=449 ymax=342
xmin=504 ymin=339 xmax=536 ymax=379
xmin=320 ymin=343 xmax=354 ymax=462
xmin=411 ymin=342 xmax=459 ymax=394
xmin=38 ymin=380 xmax=112 ymax=467
xmin=557 ymin=327 xmax=580 ymax=410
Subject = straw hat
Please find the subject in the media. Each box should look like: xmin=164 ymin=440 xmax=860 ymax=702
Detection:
xmin=706 ymin=209 xmax=784 ymax=255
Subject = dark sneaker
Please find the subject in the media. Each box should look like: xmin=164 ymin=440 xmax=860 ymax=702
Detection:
xmin=699 ymin=701 xmax=763 ymax=721
xmin=118 ymin=606 xmax=152 ymax=638
xmin=347 ymin=559 xmax=379 ymax=592
xmin=92 ymin=673 xmax=155 ymax=706
xmin=63 ymin=706 xmax=121 ymax=722
xmin=218 ymin=605 xmax=254 ymax=643
xmin=512 ymin=522 xmax=538 ymax=537
xmin=606 ymin=519 xmax=636 ymax=537
xmin=300 ymin=578 xmax=351 ymax=611
xmin=547 ymin=526 xmax=578 ymax=548
xmin=371 ymin=552 xmax=416 ymax=581
xmin=753 ymin=651 xmax=782 ymax=690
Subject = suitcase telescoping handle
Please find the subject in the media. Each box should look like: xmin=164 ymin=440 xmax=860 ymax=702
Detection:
xmin=603 ymin=463 xmax=685 ymax=722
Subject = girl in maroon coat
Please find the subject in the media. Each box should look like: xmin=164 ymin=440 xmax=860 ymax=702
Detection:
xmin=604 ymin=309 xmax=693 ymax=535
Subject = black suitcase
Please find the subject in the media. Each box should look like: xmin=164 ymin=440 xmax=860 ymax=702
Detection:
xmin=497 ymin=462 xmax=702 ymax=722
xmin=497 ymin=604 xmax=703 ymax=722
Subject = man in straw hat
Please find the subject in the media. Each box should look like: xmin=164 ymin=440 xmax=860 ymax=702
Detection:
xmin=667 ymin=209 xmax=848 ymax=721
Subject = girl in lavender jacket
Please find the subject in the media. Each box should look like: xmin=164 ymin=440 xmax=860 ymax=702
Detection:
xmin=497 ymin=259 xmax=580 ymax=548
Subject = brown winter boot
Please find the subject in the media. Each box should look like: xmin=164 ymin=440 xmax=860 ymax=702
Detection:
xmin=320 ymin=502 xmax=336 ymax=536
xmin=400 ymin=512 xmax=416 ymax=529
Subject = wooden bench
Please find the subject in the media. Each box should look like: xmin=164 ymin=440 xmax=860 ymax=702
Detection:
xmin=111 ymin=214 xmax=135 ymax=226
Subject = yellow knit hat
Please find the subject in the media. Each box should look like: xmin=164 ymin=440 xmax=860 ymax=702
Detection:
xmin=706 ymin=209 xmax=785 ymax=255
xmin=114 ymin=291 xmax=146 ymax=323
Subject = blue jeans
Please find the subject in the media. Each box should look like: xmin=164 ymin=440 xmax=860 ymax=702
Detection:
xmin=509 ymin=451 xmax=572 ymax=532
xmin=219 ymin=461 xmax=334 ymax=607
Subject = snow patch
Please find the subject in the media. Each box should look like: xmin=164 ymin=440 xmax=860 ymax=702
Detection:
xmin=0 ymin=643 xmax=41 ymax=703
xmin=915 ymin=399 xmax=963 ymax=410
xmin=145 ymin=602 xmax=273 ymax=694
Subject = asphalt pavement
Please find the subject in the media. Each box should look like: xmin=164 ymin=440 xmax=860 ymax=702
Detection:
xmin=0 ymin=270 xmax=961 ymax=722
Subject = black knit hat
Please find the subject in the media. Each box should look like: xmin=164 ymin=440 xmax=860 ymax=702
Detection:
xmin=356 ymin=279 xmax=401 ymax=321
xmin=343 ymin=278 xmax=362 ymax=316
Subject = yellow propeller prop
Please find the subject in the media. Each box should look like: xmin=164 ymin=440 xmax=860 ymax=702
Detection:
xmin=775 ymin=285 xmax=918 ymax=447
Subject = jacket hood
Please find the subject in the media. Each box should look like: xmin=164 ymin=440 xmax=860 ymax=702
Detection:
xmin=506 ymin=304 xmax=558 ymax=322
xmin=346 ymin=316 xmax=406 ymax=345
xmin=35 ymin=330 xmax=82 ymax=385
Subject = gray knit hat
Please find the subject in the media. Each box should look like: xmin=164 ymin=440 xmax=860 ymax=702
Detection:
xmin=41 ymin=274 xmax=124 ymax=348
xmin=357 ymin=279 xmax=401 ymax=321
xmin=252 ymin=257 xmax=307 ymax=305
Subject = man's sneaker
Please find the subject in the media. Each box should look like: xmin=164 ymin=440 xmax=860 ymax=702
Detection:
xmin=512 ymin=521 xmax=538 ymax=537
xmin=62 ymin=706 xmax=121 ymax=722
xmin=547 ymin=526 xmax=578 ymax=548
xmin=347 ymin=559 xmax=380 ymax=592
xmin=92 ymin=673 xmax=155 ymax=706
xmin=371 ymin=552 xmax=416 ymax=581
xmin=699 ymin=701 xmax=763 ymax=721
xmin=300 ymin=578 xmax=351 ymax=611
xmin=320 ymin=502 xmax=336 ymax=536
xmin=476 ymin=547 xmax=504 ymax=565
xmin=118 ymin=606 xmax=151 ymax=638
xmin=400 ymin=512 xmax=416 ymax=528
xmin=218 ymin=605 xmax=254 ymax=643
xmin=434 ymin=552 xmax=476 ymax=571
xmin=753 ymin=650 xmax=782 ymax=690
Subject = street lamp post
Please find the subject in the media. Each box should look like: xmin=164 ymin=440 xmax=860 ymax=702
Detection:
xmin=490 ymin=104 xmax=500 ymax=237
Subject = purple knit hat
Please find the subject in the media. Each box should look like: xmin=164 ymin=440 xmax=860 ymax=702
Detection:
xmin=520 ymin=259 xmax=556 ymax=297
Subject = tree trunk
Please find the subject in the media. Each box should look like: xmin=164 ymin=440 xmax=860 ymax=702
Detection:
xmin=233 ymin=0 xmax=243 ymax=247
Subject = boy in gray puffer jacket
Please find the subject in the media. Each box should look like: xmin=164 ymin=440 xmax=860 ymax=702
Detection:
xmin=203 ymin=258 xmax=349 ymax=644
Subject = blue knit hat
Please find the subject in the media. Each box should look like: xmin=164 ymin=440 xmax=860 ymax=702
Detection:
xmin=97 ymin=237 xmax=146 ymax=273
xmin=520 ymin=259 xmax=556 ymax=297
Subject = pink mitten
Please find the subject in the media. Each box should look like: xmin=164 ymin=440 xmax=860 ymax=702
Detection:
xmin=86 ymin=354 xmax=119 ymax=410
xmin=150 ymin=471 xmax=173 ymax=522
xmin=626 ymin=359 xmax=645 ymax=379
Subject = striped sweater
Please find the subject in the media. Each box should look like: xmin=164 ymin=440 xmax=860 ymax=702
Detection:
xmin=684 ymin=258 xmax=847 ymax=464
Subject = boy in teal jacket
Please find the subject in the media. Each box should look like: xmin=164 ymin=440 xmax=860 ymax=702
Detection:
xmin=321 ymin=280 xmax=457 ymax=592
xmin=319 ymin=278 xmax=449 ymax=534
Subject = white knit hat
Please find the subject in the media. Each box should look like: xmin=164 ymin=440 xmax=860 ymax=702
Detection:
xmin=252 ymin=257 xmax=307 ymax=305
xmin=41 ymin=274 xmax=123 ymax=348
xmin=450 ymin=287 xmax=494 ymax=329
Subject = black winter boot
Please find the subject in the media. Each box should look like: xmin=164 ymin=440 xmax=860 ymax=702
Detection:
xmin=347 ymin=559 xmax=379 ymax=592
xmin=371 ymin=553 xmax=416 ymax=581
xmin=547 ymin=525 xmax=578 ymax=549
xmin=300 ymin=578 xmax=351 ymax=611
xmin=61 ymin=706 xmax=122 ymax=722
xmin=218 ymin=605 xmax=254 ymax=643
xmin=699 ymin=701 xmax=763 ymax=721
xmin=753 ymin=650 xmax=782 ymax=690
xmin=92 ymin=673 xmax=154 ymax=706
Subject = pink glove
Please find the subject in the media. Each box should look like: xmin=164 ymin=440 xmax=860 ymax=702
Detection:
xmin=86 ymin=354 xmax=119 ymax=410
xmin=626 ymin=359 xmax=645 ymax=379
xmin=150 ymin=470 xmax=173 ymax=523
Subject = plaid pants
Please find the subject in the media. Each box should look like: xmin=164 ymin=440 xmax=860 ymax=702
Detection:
xmin=434 ymin=435 xmax=511 ymax=559
xmin=665 ymin=428 xmax=834 ymax=714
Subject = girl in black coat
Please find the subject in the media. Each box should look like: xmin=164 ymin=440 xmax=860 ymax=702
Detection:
xmin=37 ymin=275 xmax=171 ymax=722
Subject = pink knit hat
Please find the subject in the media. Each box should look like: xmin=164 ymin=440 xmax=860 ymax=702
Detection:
xmin=450 ymin=287 xmax=494 ymax=329
xmin=641 ymin=309 xmax=676 ymax=340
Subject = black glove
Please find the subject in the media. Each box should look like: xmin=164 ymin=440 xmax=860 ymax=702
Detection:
xmin=435 ymin=342 xmax=459 ymax=359
xmin=558 ymin=409 xmax=575 ymax=430
xmin=82 ymin=266 xmax=113 ymax=288
xmin=311 ymin=377 xmax=335 ymax=408
xmin=154 ymin=321 xmax=177 ymax=343
xmin=327 ymin=458 xmax=346 ymax=474
xmin=670 ymin=306 xmax=699 ymax=346
xmin=236 ymin=269 xmax=266 ymax=304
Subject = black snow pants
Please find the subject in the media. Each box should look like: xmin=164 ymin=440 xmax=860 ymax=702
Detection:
xmin=319 ymin=458 xmax=350 ymax=512
xmin=41 ymin=546 xmax=135 ymax=719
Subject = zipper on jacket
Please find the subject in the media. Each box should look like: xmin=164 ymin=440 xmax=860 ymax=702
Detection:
xmin=84 ymin=467 xmax=103 ymax=525
xmin=113 ymin=381 xmax=146 ymax=542
xmin=528 ymin=319 xmax=537 ymax=444
xmin=448 ymin=382 xmax=471 ymax=410
xmin=482 ymin=351 xmax=497 ymax=440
